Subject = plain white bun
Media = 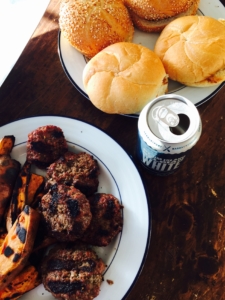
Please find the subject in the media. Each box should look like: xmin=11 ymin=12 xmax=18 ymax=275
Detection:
xmin=59 ymin=0 xmax=134 ymax=58
xmin=154 ymin=16 xmax=225 ymax=86
xmin=82 ymin=42 xmax=168 ymax=114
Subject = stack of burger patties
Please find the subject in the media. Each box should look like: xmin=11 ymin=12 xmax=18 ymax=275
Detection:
xmin=123 ymin=0 xmax=200 ymax=32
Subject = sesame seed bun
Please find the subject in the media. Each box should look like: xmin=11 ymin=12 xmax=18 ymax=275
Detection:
xmin=154 ymin=16 xmax=225 ymax=87
xmin=59 ymin=0 xmax=134 ymax=58
xmin=124 ymin=0 xmax=200 ymax=32
xmin=82 ymin=42 xmax=168 ymax=114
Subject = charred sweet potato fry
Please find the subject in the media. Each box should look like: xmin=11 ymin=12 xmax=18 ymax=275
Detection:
xmin=6 ymin=160 xmax=31 ymax=231
xmin=0 ymin=153 xmax=21 ymax=224
xmin=0 ymin=264 xmax=41 ymax=300
xmin=0 ymin=232 xmax=7 ymax=248
xmin=0 ymin=136 xmax=15 ymax=156
xmin=6 ymin=161 xmax=45 ymax=231
xmin=0 ymin=205 xmax=40 ymax=289
xmin=27 ymin=173 xmax=45 ymax=206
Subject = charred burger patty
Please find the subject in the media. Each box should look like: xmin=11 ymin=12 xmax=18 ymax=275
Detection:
xmin=46 ymin=151 xmax=100 ymax=196
xmin=41 ymin=243 xmax=106 ymax=300
xmin=27 ymin=125 xmax=68 ymax=169
xmin=81 ymin=193 xmax=123 ymax=247
xmin=40 ymin=184 xmax=92 ymax=242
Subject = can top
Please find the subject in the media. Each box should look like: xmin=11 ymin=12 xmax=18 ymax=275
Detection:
xmin=147 ymin=95 xmax=200 ymax=143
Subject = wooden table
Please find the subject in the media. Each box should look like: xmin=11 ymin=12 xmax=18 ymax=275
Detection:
xmin=0 ymin=1 xmax=225 ymax=299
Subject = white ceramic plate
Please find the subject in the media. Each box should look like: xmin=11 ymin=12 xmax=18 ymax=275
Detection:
xmin=0 ymin=116 xmax=151 ymax=300
xmin=58 ymin=0 xmax=225 ymax=118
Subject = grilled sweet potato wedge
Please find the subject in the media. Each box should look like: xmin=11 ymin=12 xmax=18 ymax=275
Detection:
xmin=0 ymin=264 xmax=41 ymax=300
xmin=27 ymin=173 xmax=45 ymax=206
xmin=6 ymin=161 xmax=45 ymax=231
xmin=0 ymin=232 xmax=7 ymax=248
xmin=0 ymin=135 xmax=21 ymax=224
xmin=0 ymin=136 xmax=15 ymax=156
xmin=6 ymin=160 xmax=31 ymax=231
xmin=0 ymin=155 xmax=21 ymax=224
xmin=0 ymin=205 xmax=40 ymax=289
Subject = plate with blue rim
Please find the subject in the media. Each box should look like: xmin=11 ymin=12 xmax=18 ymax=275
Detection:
xmin=58 ymin=0 xmax=225 ymax=118
xmin=1 ymin=115 xmax=151 ymax=300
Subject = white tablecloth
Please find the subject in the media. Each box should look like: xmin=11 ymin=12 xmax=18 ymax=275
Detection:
xmin=0 ymin=0 xmax=50 ymax=87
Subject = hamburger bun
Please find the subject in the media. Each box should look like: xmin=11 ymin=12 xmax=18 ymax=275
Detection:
xmin=59 ymin=0 xmax=134 ymax=58
xmin=124 ymin=0 xmax=200 ymax=32
xmin=154 ymin=16 xmax=225 ymax=87
xmin=82 ymin=42 xmax=168 ymax=114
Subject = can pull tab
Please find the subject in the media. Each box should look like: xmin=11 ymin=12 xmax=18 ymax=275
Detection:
xmin=153 ymin=106 xmax=179 ymax=127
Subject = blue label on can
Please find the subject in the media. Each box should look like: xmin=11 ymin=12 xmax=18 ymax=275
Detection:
xmin=137 ymin=132 xmax=188 ymax=176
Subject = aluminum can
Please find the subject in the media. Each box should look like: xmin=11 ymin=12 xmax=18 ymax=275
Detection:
xmin=136 ymin=94 xmax=202 ymax=176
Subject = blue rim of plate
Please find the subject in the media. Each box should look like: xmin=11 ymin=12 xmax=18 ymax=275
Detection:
xmin=0 ymin=115 xmax=152 ymax=300
xmin=57 ymin=36 xmax=89 ymax=100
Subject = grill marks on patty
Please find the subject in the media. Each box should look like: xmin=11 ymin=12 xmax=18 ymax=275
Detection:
xmin=48 ymin=280 xmax=83 ymax=295
xmin=46 ymin=151 xmax=100 ymax=196
xmin=41 ymin=244 xmax=106 ymax=300
xmin=41 ymin=151 xmax=124 ymax=246
xmin=40 ymin=150 xmax=103 ymax=245
xmin=46 ymin=257 xmax=96 ymax=273
xmin=40 ymin=184 xmax=92 ymax=242
xmin=25 ymin=125 xmax=124 ymax=299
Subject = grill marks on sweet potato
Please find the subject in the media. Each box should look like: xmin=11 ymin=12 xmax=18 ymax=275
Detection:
xmin=0 ymin=206 xmax=40 ymax=290
xmin=6 ymin=161 xmax=45 ymax=231
xmin=12 ymin=253 xmax=21 ymax=263
xmin=6 ymin=161 xmax=31 ymax=231
xmin=4 ymin=245 xmax=14 ymax=257
xmin=16 ymin=223 xmax=27 ymax=244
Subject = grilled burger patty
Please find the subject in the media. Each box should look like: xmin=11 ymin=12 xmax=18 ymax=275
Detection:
xmin=81 ymin=193 xmax=123 ymax=247
xmin=27 ymin=125 xmax=68 ymax=169
xmin=40 ymin=184 xmax=92 ymax=241
xmin=41 ymin=243 xmax=106 ymax=300
xmin=46 ymin=151 xmax=100 ymax=196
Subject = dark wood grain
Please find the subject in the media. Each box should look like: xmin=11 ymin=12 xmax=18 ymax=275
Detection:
xmin=0 ymin=1 xmax=225 ymax=299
